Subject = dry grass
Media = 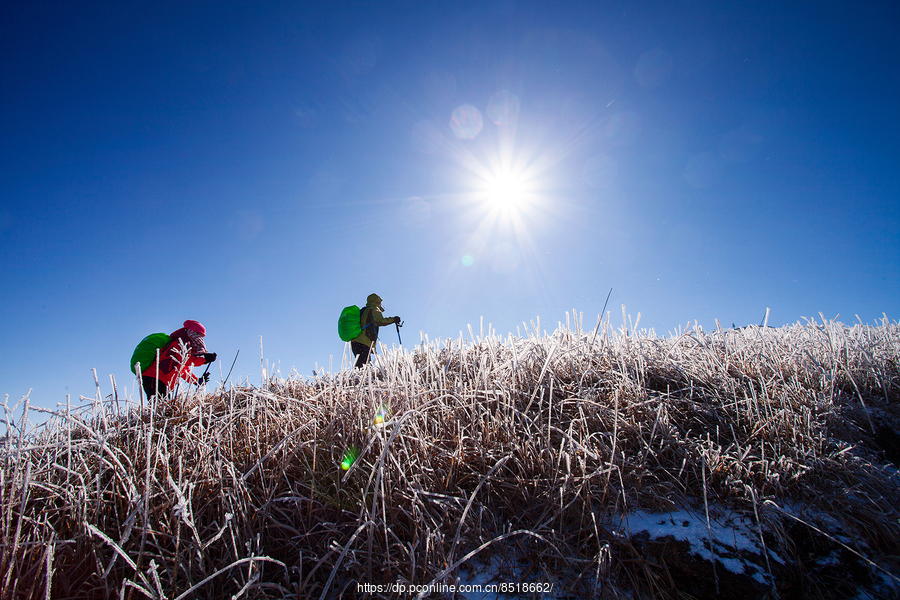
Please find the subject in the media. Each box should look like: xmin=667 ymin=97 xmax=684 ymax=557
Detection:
xmin=2 ymin=312 xmax=899 ymax=599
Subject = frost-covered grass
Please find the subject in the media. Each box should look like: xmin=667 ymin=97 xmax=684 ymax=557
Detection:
xmin=2 ymin=312 xmax=899 ymax=599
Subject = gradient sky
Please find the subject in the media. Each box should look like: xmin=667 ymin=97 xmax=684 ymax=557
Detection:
xmin=2 ymin=1 xmax=897 ymax=416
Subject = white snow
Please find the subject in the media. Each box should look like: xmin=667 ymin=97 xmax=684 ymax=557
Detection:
xmin=439 ymin=509 xmax=782 ymax=598
xmin=609 ymin=509 xmax=782 ymax=583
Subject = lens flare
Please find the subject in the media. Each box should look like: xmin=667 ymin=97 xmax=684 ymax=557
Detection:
xmin=436 ymin=92 xmax=574 ymax=295
xmin=373 ymin=405 xmax=389 ymax=425
xmin=485 ymin=171 xmax=527 ymax=210
xmin=401 ymin=197 xmax=431 ymax=228
xmin=449 ymin=104 xmax=484 ymax=139
xmin=341 ymin=446 xmax=360 ymax=470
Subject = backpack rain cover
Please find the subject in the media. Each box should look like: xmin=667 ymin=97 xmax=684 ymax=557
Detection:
xmin=338 ymin=306 xmax=362 ymax=342
xmin=130 ymin=333 xmax=172 ymax=375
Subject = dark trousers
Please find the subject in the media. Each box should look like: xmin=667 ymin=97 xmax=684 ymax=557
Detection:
xmin=351 ymin=342 xmax=372 ymax=368
xmin=142 ymin=376 xmax=170 ymax=399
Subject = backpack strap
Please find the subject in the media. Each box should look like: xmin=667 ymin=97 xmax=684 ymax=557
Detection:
xmin=360 ymin=306 xmax=376 ymax=342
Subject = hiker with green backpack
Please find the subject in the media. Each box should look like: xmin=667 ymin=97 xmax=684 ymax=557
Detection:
xmin=338 ymin=294 xmax=401 ymax=368
xmin=131 ymin=320 xmax=217 ymax=399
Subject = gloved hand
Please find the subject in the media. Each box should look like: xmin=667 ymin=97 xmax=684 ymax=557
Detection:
xmin=204 ymin=353 xmax=217 ymax=363
xmin=198 ymin=371 xmax=211 ymax=385
xmin=393 ymin=316 xmax=401 ymax=324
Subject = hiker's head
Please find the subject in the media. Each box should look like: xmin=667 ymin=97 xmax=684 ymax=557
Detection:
xmin=183 ymin=320 xmax=206 ymax=336
xmin=366 ymin=293 xmax=383 ymax=309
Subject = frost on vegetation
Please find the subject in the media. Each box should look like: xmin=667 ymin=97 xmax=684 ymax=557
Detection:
xmin=2 ymin=312 xmax=899 ymax=599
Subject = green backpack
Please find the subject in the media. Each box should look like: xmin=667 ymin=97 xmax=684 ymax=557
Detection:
xmin=338 ymin=306 xmax=373 ymax=342
xmin=130 ymin=333 xmax=172 ymax=375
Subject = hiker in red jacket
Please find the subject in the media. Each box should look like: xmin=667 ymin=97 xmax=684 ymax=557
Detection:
xmin=142 ymin=320 xmax=216 ymax=399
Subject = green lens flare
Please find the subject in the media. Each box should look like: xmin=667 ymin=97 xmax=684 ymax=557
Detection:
xmin=341 ymin=446 xmax=359 ymax=470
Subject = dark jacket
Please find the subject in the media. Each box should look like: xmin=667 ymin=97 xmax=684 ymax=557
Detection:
xmin=351 ymin=302 xmax=397 ymax=347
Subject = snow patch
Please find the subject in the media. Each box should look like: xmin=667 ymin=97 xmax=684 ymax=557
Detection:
xmin=611 ymin=509 xmax=783 ymax=579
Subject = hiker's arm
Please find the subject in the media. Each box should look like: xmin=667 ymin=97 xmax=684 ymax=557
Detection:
xmin=371 ymin=310 xmax=397 ymax=327
xmin=181 ymin=356 xmax=207 ymax=383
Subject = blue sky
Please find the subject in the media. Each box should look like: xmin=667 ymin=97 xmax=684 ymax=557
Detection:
xmin=2 ymin=1 xmax=897 ymax=415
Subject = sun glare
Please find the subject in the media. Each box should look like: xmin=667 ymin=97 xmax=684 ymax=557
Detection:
xmin=484 ymin=171 xmax=528 ymax=211
xmin=444 ymin=115 xmax=559 ymax=278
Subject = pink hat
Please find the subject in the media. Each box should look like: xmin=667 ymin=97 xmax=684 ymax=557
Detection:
xmin=183 ymin=320 xmax=206 ymax=335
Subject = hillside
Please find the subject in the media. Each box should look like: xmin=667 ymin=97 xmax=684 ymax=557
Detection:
xmin=2 ymin=314 xmax=899 ymax=599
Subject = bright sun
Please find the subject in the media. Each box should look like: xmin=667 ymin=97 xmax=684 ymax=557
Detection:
xmin=484 ymin=172 xmax=527 ymax=210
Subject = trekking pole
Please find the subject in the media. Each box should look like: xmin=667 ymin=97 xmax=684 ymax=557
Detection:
xmin=600 ymin=287 xmax=613 ymax=319
xmin=395 ymin=321 xmax=403 ymax=345
xmin=589 ymin=288 xmax=614 ymax=346
xmin=222 ymin=350 xmax=240 ymax=389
